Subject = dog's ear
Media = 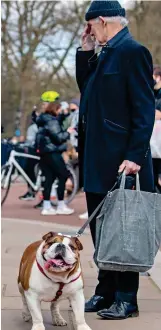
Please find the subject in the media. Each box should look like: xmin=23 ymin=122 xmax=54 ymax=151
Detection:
xmin=42 ymin=232 xmax=56 ymax=241
xmin=75 ymin=237 xmax=83 ymax=251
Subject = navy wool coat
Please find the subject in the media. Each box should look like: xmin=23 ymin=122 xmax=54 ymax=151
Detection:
xmin=76 ymin=27 xmax=155 ymax=194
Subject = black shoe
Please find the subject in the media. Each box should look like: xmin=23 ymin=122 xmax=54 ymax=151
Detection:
xmin=97 ymin=301 xmax=139 ymax=320
xmin=85 ymin=295 xmax=106 ymax=312
xmin=19 ymin=192 xmax=35 ymax=201
xmin=34 ymin=200 xmax=43 ymax=209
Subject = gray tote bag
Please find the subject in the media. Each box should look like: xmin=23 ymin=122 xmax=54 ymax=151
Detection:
xmin=93 ymin=172 xmax=161 ymax=272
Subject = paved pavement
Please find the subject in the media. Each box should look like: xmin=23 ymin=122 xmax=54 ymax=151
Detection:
xmin=1 ymin=184 xmax=87 ymax=226
xmin=1 ymin=215 xmax=161 ymax=330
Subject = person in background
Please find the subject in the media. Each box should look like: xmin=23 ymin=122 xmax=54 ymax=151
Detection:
xmin=36 ymin=91 xmax=74 ymax=215
xmin=69 ymin=98 xmax=80 ymax=151
xmin=26 ymin=107 xmax=39 ymax=145
xmin=34 ymin=92 xmax=61 ymax=209
xmin=19 ymin=109 xmax=39 ymax=201
xmin=153 ymin=66 xmax=161 ymax=192
xmin=59 ymin=101 xmax=72 ymax=130
xmin=19 ymin=135 xmax=25 ymax=143
xmin=34 ymin=95 xmax=73 ymax=209
xmin=69 ymin=99 xmax=88 ymax=220
xmin=79 ymin=210 xmax=88 ymax=220
xmin=10 ymin=136 xmax=19 ymax=145
xmin=153 ymin=66 xmax=161 ymax=117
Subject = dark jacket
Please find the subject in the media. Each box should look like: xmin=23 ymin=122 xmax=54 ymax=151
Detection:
xmin=36 ymin=113 xmax=69 ymax=155
xmin=76 ymin=27 xmax=155 ymax=194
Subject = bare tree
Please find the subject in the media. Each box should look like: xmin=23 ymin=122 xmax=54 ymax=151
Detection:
xmin=4 ymin=1 xmax=160 ymax=136
xmin=1 ymin=0 xmax=88 ymax=133
xmin=128 ymin=1 xmax=161 ymax=64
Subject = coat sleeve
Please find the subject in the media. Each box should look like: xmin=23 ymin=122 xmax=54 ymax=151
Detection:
xmin=26 ymin=124 xmax=38 ymax=145
xmin=125 ymin=45 xmax=155 ymax=166
xmin=76 ymin=48 xmax=97 ymax=93
xmin=47 ymin=120 xmax=69 ymax=145
xmin=156 ymin=98 xmax=161 ymax=111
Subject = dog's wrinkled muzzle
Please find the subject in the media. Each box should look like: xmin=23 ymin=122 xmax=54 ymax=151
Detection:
xmin=55 ymin=243 xmax=66 ymax=257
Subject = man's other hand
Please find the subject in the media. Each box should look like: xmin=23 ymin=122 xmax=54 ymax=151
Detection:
xmin=118 ymin=160 xmax=141 ymax=175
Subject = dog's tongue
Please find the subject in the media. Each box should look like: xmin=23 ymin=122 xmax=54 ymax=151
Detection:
xmin=44 ymin=259 xmax=64 ymax=270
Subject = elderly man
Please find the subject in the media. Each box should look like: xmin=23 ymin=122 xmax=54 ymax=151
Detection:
xmin=76 ymin=0 xmax=155 ymax=320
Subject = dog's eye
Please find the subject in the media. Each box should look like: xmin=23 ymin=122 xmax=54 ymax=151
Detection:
xmin=45 ymin=242 xmax=53 ymax=249
xmin=69 ymin=244 xmax=75 ymax=251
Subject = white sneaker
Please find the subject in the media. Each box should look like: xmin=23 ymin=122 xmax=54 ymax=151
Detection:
xmin=79 ymin=212 xmax=88 ymax=220
xmin=57 ymin=205 xmax=74 ymax=215
xmin=41 ymin=208 xmax=57 ymax=216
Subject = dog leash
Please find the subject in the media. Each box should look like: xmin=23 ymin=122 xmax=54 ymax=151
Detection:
xmin=75 ymin=180 xmax=118 ymax=237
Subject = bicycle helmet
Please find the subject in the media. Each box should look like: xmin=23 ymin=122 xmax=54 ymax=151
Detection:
xmin=40 ymin=91 xmax=60 ymax=103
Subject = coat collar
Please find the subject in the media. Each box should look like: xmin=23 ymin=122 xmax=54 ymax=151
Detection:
xmin=103 ymin=27 xmax=131 ymax=49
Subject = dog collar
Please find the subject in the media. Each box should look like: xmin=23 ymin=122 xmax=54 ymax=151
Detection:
xmin=36 ymin=259 xmax=81 ymax=302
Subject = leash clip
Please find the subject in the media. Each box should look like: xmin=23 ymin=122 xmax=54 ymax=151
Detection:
xmin=75 ymin=232 xmax=81 ymax=238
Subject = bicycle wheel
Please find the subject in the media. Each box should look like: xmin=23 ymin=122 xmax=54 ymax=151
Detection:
xmin=64 ymin=164 xmax=78 ymax=204
xmin=51 ymin=164 xmax=78 ymax=206
xmin=1 ymin=164 xmax=12 ymax=205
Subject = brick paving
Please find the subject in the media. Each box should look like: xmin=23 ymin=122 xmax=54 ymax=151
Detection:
xmin=1 ymin=215 xmax=161 ymax=330
xmin=1 ymin=183 xmax=87 ymax=226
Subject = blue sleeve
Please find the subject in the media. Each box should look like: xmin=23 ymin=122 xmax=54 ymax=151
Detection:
xmin=125 ymin=45 xmax=155 ymax=165
xmin=76 ymin=48 xmax=97 ymax=93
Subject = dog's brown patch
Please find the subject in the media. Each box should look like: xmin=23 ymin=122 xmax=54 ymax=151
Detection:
xmin=18 ymin=240 xmax=42 ymax=291
xmin=66 ymin=237 xmax=83 ymax=279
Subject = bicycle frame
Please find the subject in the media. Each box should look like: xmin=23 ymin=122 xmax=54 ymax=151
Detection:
xmin=2 ymin=149 xmax=78 ymax=206
xmin=4 ymin=150 xmax=40 ymax=191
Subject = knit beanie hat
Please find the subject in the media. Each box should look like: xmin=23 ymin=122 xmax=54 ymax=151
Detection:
xmin=85 ymin=0 xmax=126 ymax=21
xmin=70 ymin=98 xmax=80 ymax=108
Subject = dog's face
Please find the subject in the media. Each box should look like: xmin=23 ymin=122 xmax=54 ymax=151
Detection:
xmin=42 ymin=232 xmax=83 ymax=273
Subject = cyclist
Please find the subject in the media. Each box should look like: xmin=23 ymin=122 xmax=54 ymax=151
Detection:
xmin=35 ymin=91 xmax=74 ymax=215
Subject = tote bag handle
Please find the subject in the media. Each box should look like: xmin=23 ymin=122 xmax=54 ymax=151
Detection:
xmin=120 ymin=171 xmax=140 ymax=191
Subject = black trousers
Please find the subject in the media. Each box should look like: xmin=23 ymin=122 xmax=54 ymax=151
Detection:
xmin=40 ymin=153 xmax=69 ymax=201
xmin=153 ymin=158 xmax=161 ymax=193
xmin=25 ymin=158 xmax=37 ymax=192
xmin=86 ymin=192 xmax=139 ymax=302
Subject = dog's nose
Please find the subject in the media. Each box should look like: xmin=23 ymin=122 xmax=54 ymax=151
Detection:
xmin=56 ymin=243 xmax=65 ymax=251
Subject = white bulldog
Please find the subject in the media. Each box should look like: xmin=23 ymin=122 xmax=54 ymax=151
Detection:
xmin=18 ymin=231 xmax=91 ymax=330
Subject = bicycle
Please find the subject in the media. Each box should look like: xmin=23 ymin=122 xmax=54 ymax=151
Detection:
xmin=1 ymin=149 xmax=78 ymax=206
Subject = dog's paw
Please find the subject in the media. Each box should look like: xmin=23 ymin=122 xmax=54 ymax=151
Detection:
xmin=31 ymin=323 xmax=45 ymax=330
xmin=77 ymin=324 xmax=92 ymax=330
xmin=52 ymin=315 xmax=67 ymax=326
xmin=22 ymin=311 xmax=32 ymax=322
